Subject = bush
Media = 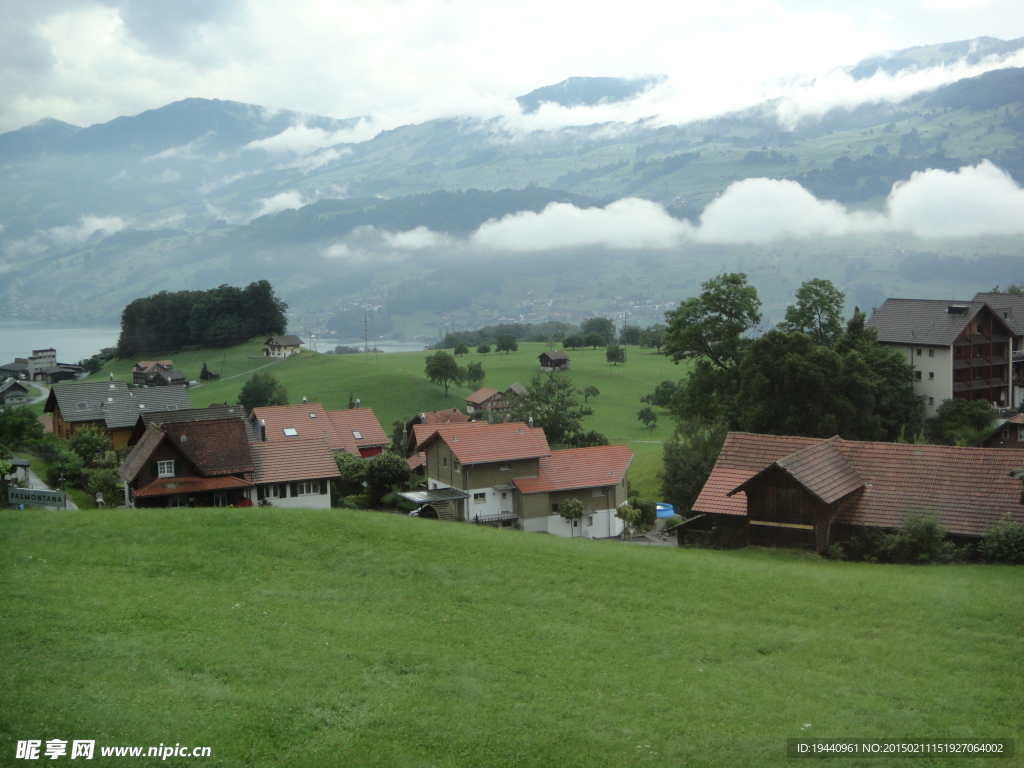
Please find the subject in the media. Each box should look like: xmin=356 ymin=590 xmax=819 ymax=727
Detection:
xmin=84 ymin=468 xmax=121 ymax=506
xmin=882 ymin=512 xmax=956 ymax=564
xmin=344 ymin=494 xmax=372 ymax=509
xmin=628 ymin=494 xmax=657 ymax=527
xmin=979 ymin=519 xmax=1024 ymax=564
xmin=661 ymin=515 xmax=682 ymax=529
xmin=46 ymin=448 xmax=84 ymax=488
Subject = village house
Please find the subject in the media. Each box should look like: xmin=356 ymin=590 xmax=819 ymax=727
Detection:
xmin=262 ymin=335 xmax=303 ymax=358
xmin=45 ymin=380 xmax=194 ymax=450
xmin=0 ymin=378 xmax=31 ymax=406
xmin=404 ymin=421 xmax=633 ymax=537
xmin=539 ymin=350 xmax=570 ymax=371
xmin=396 ymin=408 xmax=473 ymax=460
xmin=866 ymin=299 xmax=1014 ymax=417
xmin=132 ymin=360 xmax=187 ymax=387
xmin=464 ymin=387 xmax=511 ymax=416
xmin=118 ymin=415 xmax=341 ymax=509
xmin=686 ymin=431 xmax=1024 ymax=553
xmin=979 ymin=413 xmax=1024 ymax=449
xmin=973 ymin=291 xmax=1024 ymax=407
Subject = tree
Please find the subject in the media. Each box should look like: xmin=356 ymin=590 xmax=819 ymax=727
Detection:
xmin=0 ymin=405 xmax=45 ymax=449
xmin=778 ymin=278 xmax=845 ymax=347
xmin=924 ymin=398 xmax=995 ymax=445
xmin=582 ymin=386 xmax=599 ymax=403
xmin=660 ymin=419 xmax=728 ymax=514
xmin=333 ymin=451 xmax=368 ymax=497
xmin=664 ymin=273 xmax=761 ymax=370
xmin=563 ymin=334 xmax=586 ymax=350
xmin=454 ymin=342 xmax=470 ymax=356
xmin=200 ymin=361 xmax=211 ymax=381
xmin=509 ymin=372 xmax=597 ymax=448
xmin=585 ymin=332 xmax=605 ymax=350
xmin=363 ymin=451 xmax=412 ymax=505
xmin=466 ymin=361 xmax=485 ymax=390
xmin=615 ymin=503 xmax=640 ymax=534
xmin=238 ymin=373 xmax=288 ymax=411
xmin=619 ymin=325 xmax=643 ymax=346
xmin=637 ymin=406 xmax=658 ymax=432
xmin=496 ymin=335 xmax=518 ymax=355
xmin=605 ymin=344 xmax=625 ymax=365
xmin=68 ymin=425 xmax=112 ymax=466
xmin=639 ymin=324 xmax=667 ymax=354
xmin=581 ymin=317 xmax=616 ymax=345
xmin=476 ymin=343 xmax=491 ymax=355
xmin=557 ymin=497 xmax=585 ymax=536
xmin=641 ymin=380 xmax=677 ymax=407
xmin=424 ymin=351 xmax=465 ymax=396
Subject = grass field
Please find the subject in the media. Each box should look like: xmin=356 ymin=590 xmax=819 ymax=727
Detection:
xmin=90 ymin=342 xmax=685 ymax=500
xmin=1 ymin=508 xmax=1021 ymax=767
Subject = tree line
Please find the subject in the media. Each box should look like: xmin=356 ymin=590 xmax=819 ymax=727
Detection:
xmin=117 ymin=280 xmax=288 ymax=356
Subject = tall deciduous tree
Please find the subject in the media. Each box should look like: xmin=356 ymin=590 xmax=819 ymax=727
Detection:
xmin=660 ymin=419 xmax=728 ymax=514
xmin=424 ymin=351 xmax=465 ymax=396
xmin=606 ymin=344 xmax=625 ymax=365
xmin=509 ymin=373 xmax=597 ymax=448
xmin=466 ymin=361 xmax=485 ymax=390
xmin=581 ymin=317 xmax=616 ymax=345
xmin=238 ymin=373 xmax=288 ymax=411
xmin=779 ymin=278 xmax=845 ymax=347
xmin=496 ymin=335 xmax=518 ymax=355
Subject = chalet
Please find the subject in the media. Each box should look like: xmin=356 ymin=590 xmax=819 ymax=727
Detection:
xmin=250 ymin=403 xmax=388 ymax=457
xmin=973 ymin=291 xmax=1024 ymax=407
xmin=404 ymin=421 xmax=633 ymax=537
xmin=539 ymin=350 xmax=570 ymax=371
xmin=689 ymin=431 xmax=1024 ymax=553
xmin=395 ymin=408 xmax=472 ymax=458
xmin=979 ymin=413 xmax=1024 ymax=449
xmin=262 ymin=335 xmax=303 ymax=358
xmin=118 ymin=417 xmax=340 ymax=509
xmin=465 ymin=387 xmax=512 ymax=416
xmin=118 ymin=418 xmax=255 ymax=508
xmin=127 ymin=403 xmax=255 ymax=447
xmin=45 ymin=381 xmax=193 ymax=449
xmin=0 ymin=378 xmax=31 ymax=405
xmin=132 ymin=360 xmax=187 ymax=387
xmin=866 ymin=299 xmax=1014 ymax=417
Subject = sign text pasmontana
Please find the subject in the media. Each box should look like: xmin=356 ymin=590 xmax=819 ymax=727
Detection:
xmin=8 ymin=488 xmax=66 ymax=507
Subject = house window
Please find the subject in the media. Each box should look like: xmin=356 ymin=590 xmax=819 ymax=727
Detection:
xmin=916 ymin=348 xmax=922 ymax=356
xmin=500 ymin=462 xmax=512 ymax=471
xmin=283 ymin=428 xmax=298 ymax=437
xmin=592 ymin=487 xmax=603 ymax=497
xmin=928 ymin=372 xmax=934 ymax=380
xmin=352 ymin=431 xmax=362 ymax=440
xmin=442 ymin=457 xmax=448 ymax=468
xmin=587 ymin=516 xmax=594 ymax=526
xmin=501 ymin=492 xmax=507 ymax=500
xmin=1018 ymin=426 xmax=1024 ymax=441
xmin=454 ymin=461 xmax=461 ymax=472
xmin=928 ymin=397 xmax=935 ymax=405
xmin=297 ymin=481 xmax=316 ymax=495
xmin=551 ymin=503 xmax=559 ymax=513
xmin=928 ymin=349 xmax=935 ymax=357
xmin=914 ymin=371 xmax=922 ymax=380
xmin=157 ymin=460 xmax=175 ymax=478
xmin=473 ymin=492 xmax=486 ymax=503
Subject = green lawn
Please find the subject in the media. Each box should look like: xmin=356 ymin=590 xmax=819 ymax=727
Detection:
xmin=2 ymin=508 xmax=1021 ymax=767
xmin=92 ymin=342 xmax=687 ymax=500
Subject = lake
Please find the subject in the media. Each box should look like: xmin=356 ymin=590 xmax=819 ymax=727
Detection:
xmin=0 ymin=322 xmax=120 ymax=367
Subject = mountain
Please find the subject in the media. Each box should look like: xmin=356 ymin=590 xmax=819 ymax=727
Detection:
xmin=516 ymin=75 xmax=666 ymax=113
xmin=2 ymin=39 xmax=1024 ymax=335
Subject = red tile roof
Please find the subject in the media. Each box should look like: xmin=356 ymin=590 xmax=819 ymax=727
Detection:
xmin=418 ymin=409 xmax=471 ymax=426
xmin=412 ymin=420 xmax=489 ymax=452
xmin=419 ymin=422 xmax=550 ymax=465
xmin=514 ymin=444 xmax=633 ymax=494
xmin=699 ymin=432 xmax=1024 ymax=537
xmin=326 ymin=408 xmax=389 ymax=453
xmin=250 ymin=439 xmax=341 ymax=484
xmin=163 ymin=418 xmax=254 ymax=475
xmin=466 ymin=387 xmax=501 ymax=405
xmin=694 ymin=433 xmax=820 ymax=517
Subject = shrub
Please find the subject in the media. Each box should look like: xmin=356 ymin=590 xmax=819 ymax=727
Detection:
xmin=344 ymin=494 xmax=372 ymax=509
xmin=46 ymin=448 xmax=84 ymax=488
xmin=661 ymin=515 xmax=683 ymax=529
xmin=979 ymin=519 xmax=1024 ymax=564
xmin=628 ymin=494 xmax=657 ymax=527
xmin=882 ymin=512 xmax=956 ymax=564
xmin=84 ymin=468 xmax=121 ymax=506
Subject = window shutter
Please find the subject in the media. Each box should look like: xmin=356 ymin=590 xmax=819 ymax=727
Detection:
xmin=171 ymin=460 xmax=177 ymax=476
xmin=319 ymin=479 xmax=327 ymax=495
xmin=150 ymin=462 xmax=158 ymax=478
xmin=290 ymin=482 xmax=298 ymax=497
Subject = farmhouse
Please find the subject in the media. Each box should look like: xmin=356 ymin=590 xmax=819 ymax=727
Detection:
xmin=132 ymin=360 xmax=187 ymax=387
xmin=262 ymin=335 xmax=303 ymax=358
xmin=45 ymin=380 xmax=194 ymax=449
xmin=0 ymin=378 xmax=31 ymax=405
xmin=465 ymin=387 xmax=511 ymax=416
xmin=539 ymin=350 xmax=570 ymax=371
xmin=406 ymin=421 xmax=632 ymax=537
xmin=689 ymin=431 xmax=1024 ymax=553
xmin=866 ymin=299 xmax=1014 ymax=417
xmin=979 ymin=413 xmax=1024 ymax=449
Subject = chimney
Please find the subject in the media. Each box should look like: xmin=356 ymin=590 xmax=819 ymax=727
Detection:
xmin=260 ymin=419 xmax=266 ymax=442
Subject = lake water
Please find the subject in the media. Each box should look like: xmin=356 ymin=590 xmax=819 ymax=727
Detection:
xmin=0 ymin=322 xmax=121 ymax=366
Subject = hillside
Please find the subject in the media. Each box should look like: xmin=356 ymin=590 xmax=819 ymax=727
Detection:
xmin=3 ymin=508 xmax=1021 ymax=767
xmin=3 ymin=40 xmax=1024 ymax=334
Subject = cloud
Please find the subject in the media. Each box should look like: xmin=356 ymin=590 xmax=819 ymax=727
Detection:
xmin=253 ymin=190 xmax=308 ymax=218
xmin=381 ymin=226 xmax=448 ymax=250
xmin=44 ymin=215 xmax=128 ymax=245
xmin=472 ymin=198 xmax=693 ymax=251
xmin=886 ymin=160 xmax=1024 ymax=237
xmin=243 ymin=120 xmax=375 ymax=156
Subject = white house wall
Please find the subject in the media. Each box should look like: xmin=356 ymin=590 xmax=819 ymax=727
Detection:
xmin=903 ymin=344 xmax=952 ymax=418
xmin=250 ymin=484 xmax=331 ymax=509
xmin=522 ymin=509 xmax=624 ymax=538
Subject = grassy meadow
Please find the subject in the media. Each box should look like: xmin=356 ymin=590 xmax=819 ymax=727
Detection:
xmin=90 ymin=342 xmax=685 ymax=500
xmin=1 ymin=508 xmax=1021 ymax=767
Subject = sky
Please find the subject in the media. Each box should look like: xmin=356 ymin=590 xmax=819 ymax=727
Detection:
xmin=3 ymin=0 xmax=1024 ymax=136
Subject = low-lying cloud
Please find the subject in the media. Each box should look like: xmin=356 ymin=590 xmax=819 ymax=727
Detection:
xmin=253 ymin=190 xmax=309 ymax=218
xmin=243 ymin=120 xmax=376 ymax=156
xmin=45 ymin=215 xmax=128 ymax=245
xmin=462 ymin=161 xmax=1024 ymax=250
